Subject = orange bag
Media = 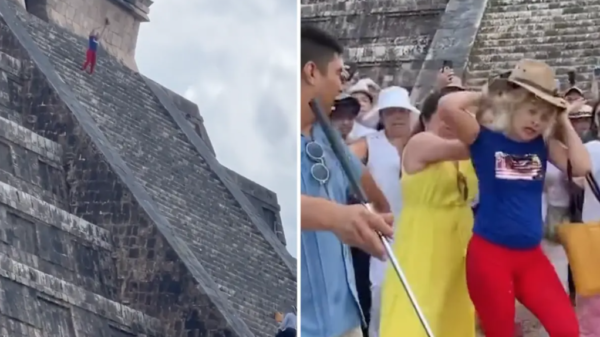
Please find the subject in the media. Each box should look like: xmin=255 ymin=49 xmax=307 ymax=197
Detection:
xmin=557 ymin=172 xmax=600 ymax=297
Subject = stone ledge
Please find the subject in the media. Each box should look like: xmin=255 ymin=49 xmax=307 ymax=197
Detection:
xmin=484 ymin=7 xmax=600 ymax=19
xmin=481 ymin=14 xmax=600 ymax=26
xmin=475 ymin=31 xmax=600 ymax=48
xmin=478 ymin=19 xmax=600 ymax=33
xmin=469 ymin=51 xmax=599 ymax=69
xmin=0 ymin=115 xmax=62 ymax=163
xmin=0 ymin=240 xmax=107 ymax=295
xmin=0 ymin=254 xmax=163 ymax=335
xmin=0 ymin=181 xmax=112 ymax=250
xmin=0 ymin=169 xmax=66 ymax=209
xmin=493 ymin=0 xmax=590 ymax=5
xmin=487 ymin=0 xmax=600 ymax=12
xmin=346 ymin=42 xmax=430 ymax=63
xmin=471 ymin=40 xmax=600 ymax=57
xmin=477 ymin=26 xmax=600 ymax=39
xmin=301 ymin=0 xmax=446 ymax=18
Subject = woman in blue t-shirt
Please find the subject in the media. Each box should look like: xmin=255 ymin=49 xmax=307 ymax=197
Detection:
xmin=438 ymin=59 xmax=591 ymax=337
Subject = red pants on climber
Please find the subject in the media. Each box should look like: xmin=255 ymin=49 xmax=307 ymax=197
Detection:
xmin=81 ymin=18 xmax=110 ymax=75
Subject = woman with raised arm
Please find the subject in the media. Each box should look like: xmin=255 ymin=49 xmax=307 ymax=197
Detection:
xmin=438 ymin=59 xmax=590 ymax=337
xmin=577 ymin=101 xmax=600 ymax=337
xmin=379 ymin=90 xmax=478 ymax=337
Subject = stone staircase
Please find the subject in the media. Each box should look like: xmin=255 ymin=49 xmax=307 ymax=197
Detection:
xmin=466 ymin=0 xmax=600 ymax=92
xmin=0 ymin=0 xmax=296 ymax=335
xmin=0 ymin=49 xmax=162 ymax=335
xmin=301 ymin=0 xmax=448 ymax=89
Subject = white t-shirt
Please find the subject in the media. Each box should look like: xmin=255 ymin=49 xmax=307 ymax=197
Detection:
xmin=347 ymin=121 xmax=377 ymax=143
xmin=544 ymin=162 xmax=570 ymax=207
xmin=582 ymin=140 xmax=600 ymax=222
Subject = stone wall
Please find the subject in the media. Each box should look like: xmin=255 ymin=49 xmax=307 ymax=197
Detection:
xmin=301 ymin=0 xmax=448 ymax=89
xmin=465 ymin=0 xmax=600 ymax=93
xmin=0 ymin=18 xmax=165 ymax=336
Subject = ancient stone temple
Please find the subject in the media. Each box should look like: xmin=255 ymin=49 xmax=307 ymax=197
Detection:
xmin=301 ymin=0 xmax=600 ymax=105
xmin=0 ymin=0 xmax=296 ymax=336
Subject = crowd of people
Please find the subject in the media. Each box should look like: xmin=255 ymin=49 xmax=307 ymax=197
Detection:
xmin=300 ymin=24 xmax=600 ymax=337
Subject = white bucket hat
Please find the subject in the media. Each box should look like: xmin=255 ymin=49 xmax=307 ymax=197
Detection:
xmin=377 ymin=86 xmax=420 ymax=115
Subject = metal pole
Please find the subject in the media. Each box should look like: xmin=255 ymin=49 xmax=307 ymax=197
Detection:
xmin=309 ymin=99 xmax=435 ymax=337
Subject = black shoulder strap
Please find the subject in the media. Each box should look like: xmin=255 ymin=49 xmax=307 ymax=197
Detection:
xmin=568 ymin=160 xmax=600 ymax=203
xmin=586 ymin=172 xmax=600 ymax=203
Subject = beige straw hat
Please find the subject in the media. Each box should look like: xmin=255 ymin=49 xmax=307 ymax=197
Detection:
xmin=488 ymin=59 xmax=567 ymax=110
xmin=568 ymin=104 xmax=593 ymax=119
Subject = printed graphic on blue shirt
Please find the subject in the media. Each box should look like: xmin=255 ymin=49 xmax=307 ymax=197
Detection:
xmin=494 ymin=152 xmax=543 ymax=181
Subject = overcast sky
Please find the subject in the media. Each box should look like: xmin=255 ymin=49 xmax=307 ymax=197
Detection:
xmin=136 ymin=0 xmax=298 ymax=256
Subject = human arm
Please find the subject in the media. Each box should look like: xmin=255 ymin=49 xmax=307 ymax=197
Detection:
xmin=548 ymin=103 xmax=592 ymax=177
xmin=402 ymin=132 xmax=470 ymax=174
xmin=349 ymin=137 xmax=368 ymax=162
xmin=346 ymin=143 xmax=390 ymax=212
xmin=300 ymin=195 xmax=394 ymax=258
xmin=301 ymin=195 xmax=344 ymax=231
xmin=438 ymin=91 xmax=483 ymax=145
xmin=97 ymin=19 xmax=110 ymax=40
xmin=361 ymin=170 xmax=390 ymax=213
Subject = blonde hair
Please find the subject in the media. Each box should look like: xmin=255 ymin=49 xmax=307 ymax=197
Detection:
xmin=484 ymin=86 xmax=559 ymax=139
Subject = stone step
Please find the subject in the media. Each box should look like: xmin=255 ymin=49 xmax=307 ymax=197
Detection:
xmin=481 ymin=12 xmax=600 ymax=27
xmin=470 ymin=39 xmax=600 ymax=57
xmin=478 ymin=17 xmax=600 ymax=33
xmin=477 ymin=25 xmax=599 ymax=40
xmin=301 ymin=0 xmax=446 ymax=18
xmin=468 ymin=55 xmax=600 ymax=74
xmin=484 ymin=9 xmax=600 ymax=24
xmin=474 ymin=31 xmax=600 ymax=49
xmin=0 ymin=253 xmax=163 ymax=336
xmin=0 ymin=180 xmax=118 ymax=297
xmin=0 ymin=114 xmax=67 ymax=207
xmin=346 ymin=41 xmax=430 ymax=64
xmin=466 ymin=66 xmax=599 ymax=91
xmin=491 ymin=0 xmax=588 ymax=5
xmin=469 ymin=51 xmax=600 ymax=69
xmin=486 ymin=0 xmax=600 ymax=12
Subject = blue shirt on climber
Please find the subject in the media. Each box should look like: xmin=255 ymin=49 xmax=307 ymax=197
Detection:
xmin=470 ymin=126 xmax=547 ymax=249
xmin=88 ymin=36 xmax=99 ymax=52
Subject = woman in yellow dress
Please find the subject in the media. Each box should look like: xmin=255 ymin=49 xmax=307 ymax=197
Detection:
xmin=379 ymin=91 xmax=478 ymax=337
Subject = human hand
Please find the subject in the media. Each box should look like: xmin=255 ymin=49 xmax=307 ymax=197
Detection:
xmin=331 ymin=204 xmax=394 ymax=260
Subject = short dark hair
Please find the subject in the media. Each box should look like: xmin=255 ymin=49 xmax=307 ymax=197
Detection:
xmin=301 ymin=25 xmax=343 ymax=72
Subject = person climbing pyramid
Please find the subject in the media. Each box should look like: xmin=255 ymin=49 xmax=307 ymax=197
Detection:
xmin=81 ymin=18 xmax=110 ymax=75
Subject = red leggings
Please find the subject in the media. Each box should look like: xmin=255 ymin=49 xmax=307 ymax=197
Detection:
xmin=466 ymin=234 xmax=578 ymax=337
xmin=82 ymin=49 xmax=97 ymax=74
